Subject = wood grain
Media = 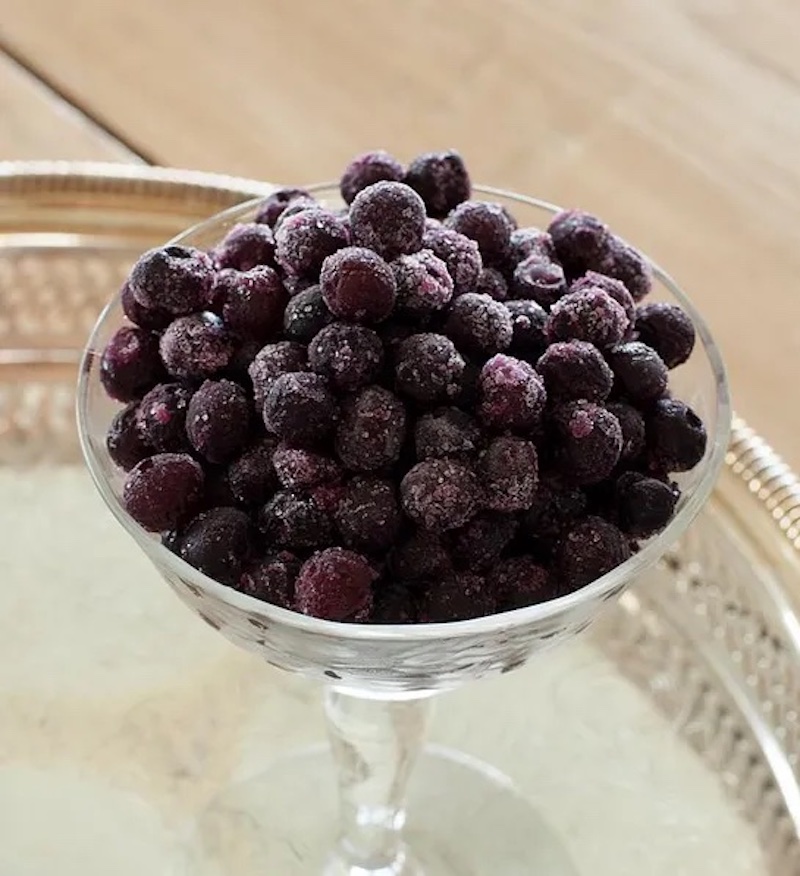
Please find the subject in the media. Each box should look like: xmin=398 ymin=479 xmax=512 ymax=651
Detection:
xmin=1 ymin=0 xmax=798 ymax=464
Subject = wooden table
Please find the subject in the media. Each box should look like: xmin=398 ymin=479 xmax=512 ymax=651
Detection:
xmin=1 ymin=0 xmax=797 ymax=466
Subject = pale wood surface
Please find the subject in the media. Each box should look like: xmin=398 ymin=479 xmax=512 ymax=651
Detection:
xmin=0 ymin=0 xmax=798 ymax=463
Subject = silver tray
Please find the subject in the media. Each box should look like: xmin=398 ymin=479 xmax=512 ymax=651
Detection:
xmin=0 ymin=162 xmax=798 ymax=875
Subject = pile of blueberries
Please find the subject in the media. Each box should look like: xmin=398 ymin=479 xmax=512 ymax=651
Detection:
xmin=100 ymin=149 xmax=707 ymax=624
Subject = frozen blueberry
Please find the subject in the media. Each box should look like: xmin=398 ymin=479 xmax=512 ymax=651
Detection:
xmin=123 ymin=452 xmax=204 ymax=532
xmin=596 ymin=236 xmax=652 ymax=302
xmin=635 ymin=302 xmax=695 ymax=368
xmin=212 ymin=223 xmax=276 ymax=272
xmin=213 ymin=265 xmax=287 ymax=340
xmin=448 ymin=511 xmax=518 ymax=570
xmin=274 ymin=198 xmax=321 ymax=235
xmin=615 ymin=471 xmax=679 ymax=538
xmin=282 ymin=274 xmax=316 ymax=298
xmin=340 ymin=150 xmax=405 ymax=204
xmin=100 ymin=326 xmax=163 ymax=402
xmin=178 ymin=506 xmax=252 ymax=585
xmin=372 ymin=585 xmax=419 ymax=624
xmin=511 ymin=255 xmax=567 ymax=306
xmin=120 ymin=280 xmax=171 ymax=331
xmin=391 ymin=249 xmax=453 ymax=317
xmin=400 ymin=458 xmax=479 ymax=532
xmin=475 ymin=267 xmax=508 ymax=301
xmin=336 ymin=385 xmax=407 ymax=472
xmin=273 ymin=444 xmax=340 ymax=490
xmin=420 ymin=573 xmax=496 ymax=622
xmin=226 ymin=439 xmax=278 ymax=506
xmin=283 ymin=284 xmax=334 ymax=342
xmin=480 ymin=435 xmax=539 ymax=512
xmin=547 ymin=210 xmax=610 ymax=274
xmin=263 ymin=372 xmax=337 ymax=444
xmin=136 ymin=382 xmax=193 ymax=452
xmin=129 ymin=245 xmax=215 ymax=316
xmin=490 ymin=556 xmax=552 ymax=610
xmin=606 ymin=402 xmax=646 ymax=464
xmin=555 ymin=516 xmax=631 ymax=590
xmin=238 ymin=551 xmax=300 ymax=608
xmin=390 ymin=529 xmax=451 ymax=581
xmin=395 ymin=333 xmax=466 ymax=403
xmin=445 ymin=293 xmax=512 ymax=357
xmin=546 ymin=288 xmax=629 ymax=349
xmin=521 ymin=476 xmax=587 ymax=557
xmin=274 ymin=207 xmax=349 ymax=278
xmin=106 ymin=402 xmax=151 ymax=470
xmin=248 ymin=341 xmax=308 ymax=409
xmin=404 ymin=149 xmax=471 ymax=218
xmin=254 ymin=187 xmax=313 ymax=228
xmin=504 ymin=300 xmax=548 ymax=361
xmin=646 ymin=398 xmax=707 ymax=472
xmin=536 ymin=340 xmax=613 ymax=403
xmin=227 ymin=339 xmax=263 ymax=381
xmin=414 ymin=407 xmax=481 ymax=460
xmin=552 ymin=401 xmax=623 ymax=485
xmin=320 ymin=246 xmax=397 ymax=324
xmin=186 ymin=379 xmax=251 ymax=464
xmin=571 ymin=271 xmax=635 ymax=327
xmin=294 ymin=547 xmax=376 ymax=621
xmin=477 ymin=354 xmax=547 ymax=432
xmin=160 ymin=312 xmax=234 ymax=381
xmin=349 ymin=181 xmax=426 ymax=260
xmin=445 ymin=201 xmax=512 ymax=267
xmin=335 ymin=477 xmax=401 ymax=552
xmin=508 ymin=227 xmax=556 ymax=265
xmin=308 ymin=323 xmax=384 ymax=391
xmin=607 ymin=341 xmax=668 ymax=403
xmin=422 ymin=225 xmax=482 ymax=296
xmin=258 ymin=490 xmax=333 ymax=550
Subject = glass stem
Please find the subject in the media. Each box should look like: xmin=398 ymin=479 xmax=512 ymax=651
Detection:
xmin=323 ymin=687 xmax=432 ymax=874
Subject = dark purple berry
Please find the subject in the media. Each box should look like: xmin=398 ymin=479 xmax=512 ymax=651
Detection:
xmin=282 ymin=274 xmax=316 ymax=298
xmin=420 ymin=573 xmax=495 ymax=622
xmin=340 ymin=150 xmax=404 ymax=204
xmin=294 ymin=547 xmax=376 ymax=621
xmin=536 ymin=340 xmax=613 ymax=403
xmin=227 ymin=339 xmax=263 ymax=381
xmin=186 ymin=379 xmax=251 ymax=463
xmin=159 ymin=312 xmax=234 ymax=381
xmin=555 ymin=516 xmax=631 ymax=590
xmin=552 ymin=401 xmax=623 ymax=485
xmin=404 ymin=150 xmax=471 ymax=218
xmin=263 ymin=372 xmax=338 ymax=444
xmin=106 ymin=402 xmax=151 ymax=470
xmin=308 ymin=323 xmax=384 ymax=392
xmin=274 ymin=198 xmax=321 ymax=234
xmin=349 ymin=181 xmax=426 ymax=260
xmin=606 ymin=402 xmax=646 ymax=464
xmin=422 ymin=226 xmax=482 ymax=296
xmin=615 ymin=471 xmax=679 ymax=537
xmin=445 ymin=293 xmax=513 ymax=356
xmin=571 ymin=271 xmax=635 ymax=327
xmin=274 ymin=208 xmax=349 ymax=278
xmin=511 ymin=256 xmax=567 ymax=306
xmin=414 ymin=407 xmax=481 ymax=460
xmin=508 ymin=227 xmax=556 ymax=264
xmin=400 ymin=458 xmax=479 ymax=532
xmin=391 ymin=249 xmax=453 ymax=317
xmin=136 ymin=382 xmax=193 ymax=452
xmin=336 ymin=385 xmax=407 ymax=472
xmin=477 ymin=354 xmax=547 ymax=432
xmin=238 ymin=552 xmax=300 ymax=608
xmin=214 ymin=266 xmax=286 ymax=341
xmin=248 ymin=341 xmax=308 ymax=409
xmin=123 ymin=452 xmax=204 ymax=532
xmin=635 ymin=302 xmax=695 ymax=368
xmin=178 ymin=507 xmax=252 ymax=585
xmin=309 ymin=481 xmax=347 ymax=515
xmin=320 ymin=246 xmax=396 ymax=324
xmin=390 ymin=529 xmax=451 ymax=581
xmin=273 ymin=445 xmax=340 ymax=490
xmin=646 ymin=398 xmax=707 ymax=473
xmin=226 ymin=439 xmax=277 ymax=506
xmin=100 ymin=326 xmax=163 ymax=402
xmin=448 ymin=511 xmax=518 ymax=570
xmin=547 ymin=210 xmax=610 ymax=274
xmin=129 ymin=245 xmax=215 ymax=316
xmin=395 ymin=333 xmax=465 ymax=403
xmin=475 ymin=267 xmax=508 ymax=301
xmin=254 ymin=188 xmax=313 ymax=228
xmin=522 ymin=476 xmax=587 ymax=557
xmin=480 ymin=435 xmax=539 ymax=512
xmin=596 ymin=236 xmax=652 ymax=301
xmin=258 ymin=490 xmax=333 ymax=550
xmin=490 ymin=556 xmax=552 ymax=610
xmin=120 ymin=280 xmax=171 ymax=331
xmin=212 ymin=223 xmax=276 ymax=272
xmin=373 ymin=585 xmax=419 ymax=624
xmin=546 ymin=288 xmax=629 ymax=349
xmin=283 ymin=284 xmax=334 ymax=342
xmin=505 ymin=300 xmax=548 ymax=361
xmin=607 ymin=342 xmax=668 ymax=403
xmin=336 ymin=476 xmax=401 ymax=552
xmin=444 ymin=200 xmax=512 ymax=266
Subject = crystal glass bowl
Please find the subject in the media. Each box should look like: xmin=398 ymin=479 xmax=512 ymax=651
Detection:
xmin=77 ymin=184 xmax=731 ymax=875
